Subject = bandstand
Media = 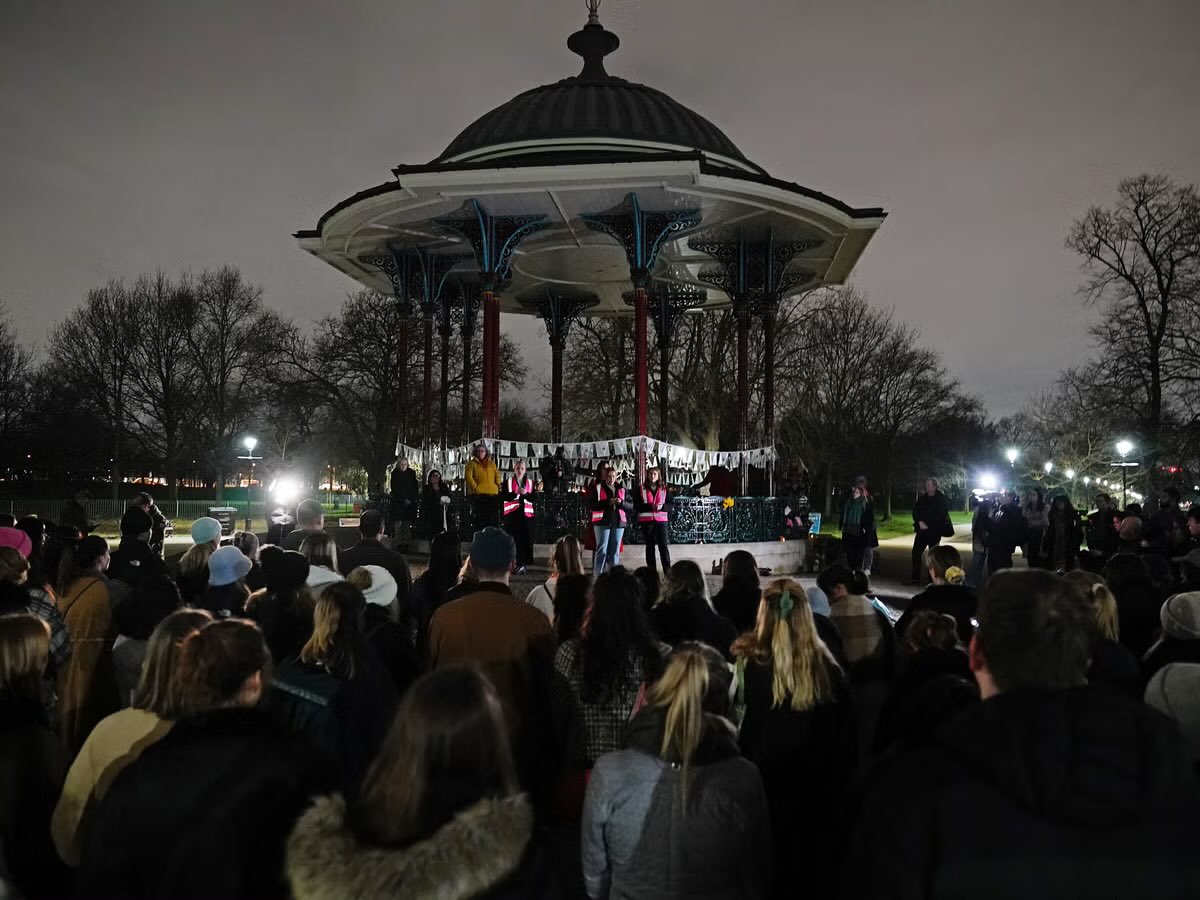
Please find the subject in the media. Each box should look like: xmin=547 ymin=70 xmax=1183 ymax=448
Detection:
xmin=295 ymin=2 xmax=885 ymax=565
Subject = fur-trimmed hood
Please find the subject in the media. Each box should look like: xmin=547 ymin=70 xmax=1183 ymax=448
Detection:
xmin=286 ymin=792 xmax=533 ymax=900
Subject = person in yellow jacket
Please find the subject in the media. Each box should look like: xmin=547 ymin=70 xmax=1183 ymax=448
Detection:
xmin=464 ymin=443 xmax=502 ymax=532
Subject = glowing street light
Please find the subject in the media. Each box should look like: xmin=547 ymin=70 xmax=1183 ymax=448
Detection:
xmin=1113 ymin=439 xmax=1137 ymax=508
xmin=1064 ymin=468 xmax=1076 ymax=480
xmin=1043 ymin=461 xmax=1054 ymax=474
xmin=244 ymin=436 xmax=258 ymax=452
xmin=1083 ymin=476 xmax=1091 ymax=486
xmin=1116 ymin=439 xmax=1134 ymax=459
xmin=1005 ymin=448 xmax=1019 ymax=467
xmin=977 ymin=472 xmax=998 ymax=492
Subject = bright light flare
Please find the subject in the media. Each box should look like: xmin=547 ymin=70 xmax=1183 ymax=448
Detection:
xmin=270 ymin=476 xmax=302 ymax=506
xmin=1065 ymin=468 xmax=1076 ymax=480
xmin=1116 ymin=439 xmax=1134 ymax=458
xmin=244 ymin=436 xmax=258 ymax=451
xmin=977 ymin=472 xmax=999 ymax=492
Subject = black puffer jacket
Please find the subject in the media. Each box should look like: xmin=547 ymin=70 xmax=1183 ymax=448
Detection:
xmin=844 ymin=687 xmax=1200 ymax=899
xmin=649 ymin=593 xmax=738 ymax=660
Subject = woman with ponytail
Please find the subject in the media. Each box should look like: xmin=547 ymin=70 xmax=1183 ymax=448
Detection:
xmin=57 ymin=534 xmax=121 ymax=754
xmin=582 ymin=643 xmax=771 ymax=900
xmin=895 ymin=544 xmax=978 ymax=645
xmin=78 ymin=619 xmax=333 ymax=900
xmin=731 ymin=579 xmax=856 ymax=900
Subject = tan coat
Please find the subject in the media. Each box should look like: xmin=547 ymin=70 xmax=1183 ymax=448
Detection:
xmin=57 ymin=576 xmax=120 ymax=755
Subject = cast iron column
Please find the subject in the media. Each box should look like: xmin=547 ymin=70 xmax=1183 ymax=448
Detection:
xmin=762 ymin=299 xmax=778 ymax=495
xmin=438 ymin=303 xmax=451 ymax=450
xmin=734 ymin=296 xmax=751 ymax=493
xmin=528 ymin=290 xmax=598 ymax=444
xmin=634 ymin=286 xmax=649 ymax=463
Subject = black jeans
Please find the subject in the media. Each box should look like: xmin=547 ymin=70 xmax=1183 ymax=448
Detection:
xmin=642 ymin=522 xmax=671 ymax=574
xmin=911 ymin=530 xmax=942 ymax=582
xmin=843 ymin=534 xmax=866 ymax=570
xmin=471 ymin=496 xmax=501 ymax=534
xmin=504 ymin=512 xmax=534 ymax=568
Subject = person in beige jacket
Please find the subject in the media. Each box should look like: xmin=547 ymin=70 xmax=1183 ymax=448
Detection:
xmin=52 ymin=609 xmax=211 ymax=866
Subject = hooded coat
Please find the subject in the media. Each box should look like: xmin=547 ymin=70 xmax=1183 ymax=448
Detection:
xmin=285 ymin=793 xmax=556 ymax=900
xmin=843 ymin=687 xmax=1200 ymax=899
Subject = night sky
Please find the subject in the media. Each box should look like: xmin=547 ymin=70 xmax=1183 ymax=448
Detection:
xmin=3 ymin=0 xmax=1198 ymax=414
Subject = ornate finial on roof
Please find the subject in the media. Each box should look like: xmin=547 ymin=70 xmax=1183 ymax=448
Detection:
xmin=568 ymin=0 xmax=620 ymax=80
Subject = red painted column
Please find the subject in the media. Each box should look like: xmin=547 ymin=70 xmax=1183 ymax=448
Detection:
xmin=735 ymin=298 xmax=750 ymax=494
xmin=762 ymin=301 xmax=777 ymax=495
xmin=634 ymin=286 xmax=649 ymax=482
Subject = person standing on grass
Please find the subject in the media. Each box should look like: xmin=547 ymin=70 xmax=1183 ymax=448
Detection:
xmin=911 ymin=478 xmax=953 ymax=584
xmin=840 ymin=481 xmax=875 ymax=571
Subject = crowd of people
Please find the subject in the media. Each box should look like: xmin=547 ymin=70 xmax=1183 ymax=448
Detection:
xmin=1 ymin=476 xmax=1200 ymax=899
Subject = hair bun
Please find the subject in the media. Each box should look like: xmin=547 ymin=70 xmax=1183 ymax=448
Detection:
xmin=944 ymin=565 xmax=966 ymax=585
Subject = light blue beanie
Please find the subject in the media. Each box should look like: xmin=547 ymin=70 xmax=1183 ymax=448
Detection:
xmin=191 ymin=517 xmax=222 ymax=545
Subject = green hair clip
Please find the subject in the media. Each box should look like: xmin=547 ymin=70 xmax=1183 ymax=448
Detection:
xmin=779 ymin=587 xmax=795 ymax=618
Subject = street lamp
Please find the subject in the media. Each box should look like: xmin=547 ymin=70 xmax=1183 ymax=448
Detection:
xmin=1064 ymin=468 xmax=1076 ymax=480
xmin=1113 ymin=439 xmax=1137 ymax=509
xmin=1005 ymin=448 xmax=1019 ymax=467
xmin=238 ymin=436 xmax=263 ymax=531
xmin=1043 ymin=461 xmax=1054 ymax=475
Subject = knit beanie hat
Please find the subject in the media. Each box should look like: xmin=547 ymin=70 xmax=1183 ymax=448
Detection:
xmin=1144 ymin=663 xmax=1200 ymax=760
xmin=260 ymin=547 xmax=310 ymax=592
xmin=208 ymin=545 xmax=253 ymax=587
xmin=120 ymin=506 xmax=153 ymax=537
xmin=358 ymin=565 xmax=398 ymax=608
xmin=0 ymin=527 xmax=32 ymax=559
xmin=469 ymin=526 xmax=515 ymax=573
xmin=191 ymin=517 xmax=222 ymax=545
xmin=1160 ymin=592 xmax=1200 ymax=640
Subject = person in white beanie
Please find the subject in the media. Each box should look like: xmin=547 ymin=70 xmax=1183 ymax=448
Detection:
xmin=1142 ymin=592 xmax=1200 ymax=682
xmin=174 ymin=517 xmax=223 ymax=606
xmin=346 ymin=565 xmax=421 ymax=696
xmin=1145 ymin=663 xmax=1200 ymax=763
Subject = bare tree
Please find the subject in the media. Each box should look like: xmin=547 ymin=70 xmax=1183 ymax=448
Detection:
xmin=0 ymin=302 xmax=33 ymax=466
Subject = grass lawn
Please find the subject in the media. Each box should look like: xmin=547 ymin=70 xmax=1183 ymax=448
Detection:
xmin=821 ymin=509 xmax=971 ymax=541
xmin=91 ymin=505 xmax=361 ymax=540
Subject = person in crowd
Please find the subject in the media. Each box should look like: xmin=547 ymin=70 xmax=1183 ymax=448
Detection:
xmin=0 ymin=615 xmax=70 ymax=900
xmin=1142 ymin=591 xmax=1200 ymax=682
xmin=819 ymin=563 xmax=887 ymax=674
xmin=844 ymin=569 xmax=1200 ymax=899
xmin=339 ymin=508 xmax=412 ymax=601
xmin=175 ymin=516 xmax=222 ymax=606
xmin=408 ymin=530 xmax=462 ymax=629
xmin=282 ymin=499 xmax=325 ymax=551
xmin=987 ymin=488 xmax=1030 ymax=575
xmin=731 ymin=580 xmax=856 ymax=898
xmin=0 ymin=526 xmax=32 ymax=561
xmin=420 ymin=468 xmax=453 ymax=538
xmin=1063 ymin=569 xmax=1141 ymax=697
xmin=272 ymin=582 xmax=398 ymax=788
xmin=633 ymin=565 xmax=660 ymax=613
xmin=1084 ymin=492 xmax=1120 ymax=567
xmin=553 ymin=566 xmax=667 ymax=770
xmin=1102 ymin=553 xmax=1162 ymax=656
xmin=1044 ymin=493 xmax=1083 ymax=572
xmin=389 ymin=457 xmax=419 ymax=549
xmin=78 ymin=619 xmax=333 ymax=899
xmin=58 ymin=490 xmax=94 ymax=536
xmin=129 ymin=492 xmax=168 ymax=557
xmin=428 ymin=527 xmax=555 ymax=787
xmin=465 ymin=443 xmax=502 ymax=532
xmin=895 ymin=545 xmax=976 ymax=644
xmin=246 ymin=547 xmax=316 ymax=664
xmin=300 ymin=531 xmax=344 ymax=593
xmin=712 ymin=549 xmax=762 ymax=632
xmin=650 ymin=558 xmax=738 ymax=659
xmin=346 ymin=565 xmax=421 ymax=696
xmin=590 ymin=464 xmax=633 ymax=577
xmin=910 ymin=478 xmax=953 ymax=584
xmin=1117 ymin=514 xmax=1146 ymax=554
xmin=112 ymin=575 xmax=181 ymax=705
xmin=57 ymin=535 xmax=120 ymax=754
xmin=582 ymin=642 xmax=771 ymax=900
xmin=966 ymin=493 xmax=994 ymax=587
xmin=286 ymin=666 xmax=557 ymax=899
xmin=873 ymin=609 xmax=976 ymax=757
xmin=525 ymin=534 xmax=585 ymax=622
xmin=855 ymin=475 xmax=880 ymax=575
xmin=636 ymin=465 xmax=672 ymax=575
xmin=500 ymin=459 xmax=536 ymax=574
xmin=198 ymin=544 xmax=253 ymax=618
xmin=1021 ymin=488 xmax=1049 ymax=568
xmin=0 ymin=545 xmax=70 ymax=680
xmin=1145 ymin=663 xmax=1200 ymax=764
xmin=840 ymin=481 xmax=878 ymax=571
xmin=231 ymin=530 xmax=265 ymax=591
xmin=52 ymin=609 xmax=211 ymax=866
xmin=16 ymin=516 xmax=51 ymax=592
xmin=540 ymin=445 xmax=576 ymax=494
xmin=1148 ymin=487 xmax=1187 ymax=557
xmin=691 ymin=462 xmax=738 ymax=499
xmin=551 ymin=573 xmax=591 ymax=645
xmin=1183 ymin=504 xmax=1200 ymax=552
xmin=107 ymin=508 xmax=165 ymax=592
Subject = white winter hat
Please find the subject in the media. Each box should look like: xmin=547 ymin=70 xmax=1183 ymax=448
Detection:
xmin=358 ymin=565 xmax=398 ymax=608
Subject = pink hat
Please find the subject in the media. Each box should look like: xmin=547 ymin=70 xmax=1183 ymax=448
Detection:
xmin=0 ymin=527 xmax=32 ymax=559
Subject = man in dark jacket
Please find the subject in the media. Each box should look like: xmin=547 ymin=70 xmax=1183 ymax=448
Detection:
xmin=107 ymin=507 xmax=168 ymax=590
xmin=281 ymin=499 xmax=324 ymax=551
xmin=388 ymin=458 xmax=419 ymax=547
xmin=987 ymin=489 xmax=1029 ymax=575
xmin=844 ymin=569 xmax=1200 ymax=899
xmin=911 ymin=479 xmax=952 ymax=584
xmin=338 ymin=509 xmax=411 ymax=602
xmin=58 ymin=490 xmax=93 ymax=536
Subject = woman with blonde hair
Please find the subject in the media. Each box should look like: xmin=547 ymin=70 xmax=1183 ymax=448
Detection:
xmin=52 ymin=608 xmax=212 ymax=866
xmin=895 ymin=544 xmax=978 ymax=645
xmin=1064 ymin=570 xmax=1140 ymax=697
xmin=582 ymin=643 xmax=770 ymax=899
xmin=525 ymin=534 xmax=585 ymax=621
xmin=175 ymin=517 xmax=222 ymax=606
xmin=732 ymin=579 xmax=856 ymax=899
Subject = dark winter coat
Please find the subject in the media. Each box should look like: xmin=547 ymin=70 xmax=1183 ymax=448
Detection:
xmin=196 ymin=582 xmax=250 ymax=618
xmin=338 ymin=538 xmax=412 ymax=600
xmin=421 ymin=482 xmax=453 ymax=534
xmin=363 ymin=603 xmax=422 ymax=696
xmin=844 ymin=687 xmax=1200 ymax=899
xmin=649 ymin=592 xmax=738 ymax=660
xmin=78 ymin=706 xmax=334 ymax=900
xmin=840 ymin=496 xmax=880 ymax=548
xmin=737 ymin=655 xmax=856 ymax=899
xmin=106 ymin=537 xmax=167 ymax=589
xmin=286 ymin=793 xmax=558 ymax=900
xmin=247 ymin=590 xmax=315 ymax=664
xmin=0 ymin=695 xmax=71 ymax=900
xmin=872 ymin=648 xmax=975 ymax=756
xmin=1087 ymin=637 xmax=1142 ymax=698
xmin=390 ymin=467 xmax=420 ymax=513
xmin=712 ymin=583 xmax=763 ymax=633
xmin=912 ymin=491 xmax=953 ymax=537
xmin=895 ymin=584 xmax=978 ymax=645
xmin=988 ymin=500 xmax=1030 ymax=557
xmin=582 ymin=707 xmax=771 ymax=900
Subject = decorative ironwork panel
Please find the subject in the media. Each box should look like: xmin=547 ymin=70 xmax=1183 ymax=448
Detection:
xmin=688 ymin=228 xmax=823 ymax=303
xmin=622 ymin=282 xmax=708 ymax=348
xmin=520 ymin=289 xmax=600 ymax=348
xmin=533 ymin=494 xmax=589 ymax=544
xmin=732 ymin=498 xmax=764 ymax=543
xmin=668 ymin=497 xmax=732 ymax=544
xmin=357 ymin=249 xmax=415 ymax=314
xmin=581 ymin=193 xmax=701 ymax=288
xmin=414 ymin=249 xmax=474 ymax=318
xmin=450 ymin=282 xmax=483 ymax=335
xmin=433 ymin=199 xmax=548 ymax=291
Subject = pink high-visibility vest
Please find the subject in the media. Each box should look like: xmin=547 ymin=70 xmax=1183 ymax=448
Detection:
xmin=591 ymin=484 xmax=627 ymax=525
xmin=638 ymin=486 xmax=669 ymax=523
xmin=502 ymin=476 xmax=535 ymax=518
